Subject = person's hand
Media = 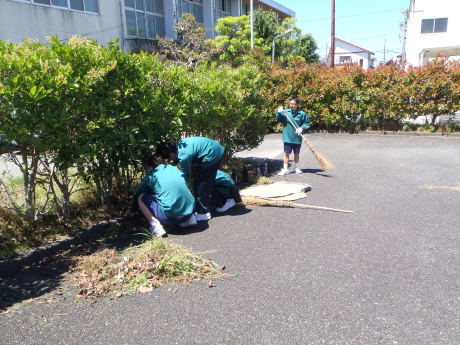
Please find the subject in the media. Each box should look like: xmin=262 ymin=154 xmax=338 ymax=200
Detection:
xmin=277 ymin=106 xmax=284 ymax=113
xmin=295 ymin=127 xmax=303 ymax=135
xmin=126 ymin=210 xmax=136 ymax=217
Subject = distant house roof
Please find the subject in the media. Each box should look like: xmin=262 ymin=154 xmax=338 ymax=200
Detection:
xmin=336 ymin=38 xmax=374 ymax=55
xmin=258 ymin=0 xmax=296 ymax=17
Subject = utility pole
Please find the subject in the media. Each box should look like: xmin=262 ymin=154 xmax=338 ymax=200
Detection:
xmin=330 ymin=0 xmax=335 ymax=67
xmin=250 ymin=0 xmax=254 ymax=49
xmin=383 ymin=39 xmax=386 ymax=63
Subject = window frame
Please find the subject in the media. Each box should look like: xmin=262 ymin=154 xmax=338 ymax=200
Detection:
xmin=420 ymin=17 xmax=448 ymax=34
xmin=8 ymin=0 xmax=99 ymax=14
xmin=124 ymin=0 xmax=165 ymax=40
xmin=214 ymin=0 xmax=231 ymax=24
xmin=176 ymin=0 xmax=204 ymax=24
xmin=339 ymin=56 xmax=352 ymax=64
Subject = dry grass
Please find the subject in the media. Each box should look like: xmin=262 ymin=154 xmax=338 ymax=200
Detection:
xmin=73 ymin=238 xmax=227 ymax=298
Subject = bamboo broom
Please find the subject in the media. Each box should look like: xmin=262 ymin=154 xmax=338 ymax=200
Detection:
xmin=242 ymin=196 xmax=353 ymax=213
xmin=283 ymin=111 xmax=335 ymax=170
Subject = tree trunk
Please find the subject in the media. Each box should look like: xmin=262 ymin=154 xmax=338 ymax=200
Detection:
xmin=52 ymin=168 xmax=71 ymax=219
xmin=21 ymin=151 xmax=39 ymax=221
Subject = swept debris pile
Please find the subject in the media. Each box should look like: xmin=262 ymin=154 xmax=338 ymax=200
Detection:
xmin=74 ymin=238 xmax=226 ymax=299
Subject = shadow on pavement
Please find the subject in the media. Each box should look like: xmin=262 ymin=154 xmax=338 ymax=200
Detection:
xmin=166 ymin=221 xmax=209 ymax=235
xmin=238 ymin=157 xmax=331 ymax=178
xmin=0 ymin=216 xmax=152 ymax=312
xmin=210 ymin=204 xmax=252 ymax=219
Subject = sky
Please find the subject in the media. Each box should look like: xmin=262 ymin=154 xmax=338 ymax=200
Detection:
xmin=275 ymin=0 xmax=410 ymax=63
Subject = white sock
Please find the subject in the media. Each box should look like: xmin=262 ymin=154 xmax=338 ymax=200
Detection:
xmin=149 ymin=219 xmax=159 ymax=228
xmin=283 ymin=164 xmax=288 ymax=170
xmin=295 ymin=163 xmax=300 ymax=169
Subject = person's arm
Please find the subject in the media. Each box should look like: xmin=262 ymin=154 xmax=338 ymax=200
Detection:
xmin=177 ymin=150 xmax=193 ymax=179
xmin=129 ymin=176 xmax=151 ymax=212
xmin=275 ymin=106 xmax=287 ymax=125
xmin=301 ymin=112 xmax=311 ymax=131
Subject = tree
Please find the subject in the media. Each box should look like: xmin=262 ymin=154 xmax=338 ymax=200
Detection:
xmin=158 ymin=13 xmax=217 ymax=68
xmin=212 ymin=15 xmax=265 ymax=66
xmin=293 ymin=34 xmax=319 ymax=63
xmin=212 ymin=12 xmax=319 ymax=65
xmin=405 ymin=58 xmax=460 ymax=125
xmin=254 ymin=10 xmax=279 ymax=42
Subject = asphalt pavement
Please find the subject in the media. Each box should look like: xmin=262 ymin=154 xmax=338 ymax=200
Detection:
xmin=1 ymin=133 xmax=459 ymax=345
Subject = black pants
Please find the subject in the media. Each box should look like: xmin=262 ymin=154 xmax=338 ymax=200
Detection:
xmin=193 ymin=160 xmax=221 ymax=214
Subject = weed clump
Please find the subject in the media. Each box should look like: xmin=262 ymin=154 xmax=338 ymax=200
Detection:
xmin=74 ymin=238 xmax=226 ymax=298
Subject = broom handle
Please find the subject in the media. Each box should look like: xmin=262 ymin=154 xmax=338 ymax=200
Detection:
xmin=291 ymin=203 xmax=354 ymax=213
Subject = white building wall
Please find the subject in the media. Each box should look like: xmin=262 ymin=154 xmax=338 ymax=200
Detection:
xmin=0 ymin=0 xmax=123 ymax=47
xmin=405 ymin=0 xmax=460 ymax=66
xmin=334 ymin=40 xmax=373 ymax=69
xmin=0 ymin=0 xmax=294 ymax=50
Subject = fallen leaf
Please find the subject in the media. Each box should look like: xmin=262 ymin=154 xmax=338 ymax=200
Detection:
xmin=208 ymin=280 xmax=215 ymax=288
xmin=137 ymin=286 xmax=153 ymax=294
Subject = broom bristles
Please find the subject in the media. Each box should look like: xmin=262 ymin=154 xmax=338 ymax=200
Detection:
xmin=305 ymin=141 xmax=335 ymax=170
xmin=242 ymin=196 xmax=293 ymax=207
xmin=242 ymin=196 xmax=354 ymax=213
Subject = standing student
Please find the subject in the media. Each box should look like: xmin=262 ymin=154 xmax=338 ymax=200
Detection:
xmin=275 ymin=96 xmax=311 ymax=175
xmin=156 ymin=137 xmax=225 ymax=221
xmin=127 ymin=155 xmax=197 ymax=237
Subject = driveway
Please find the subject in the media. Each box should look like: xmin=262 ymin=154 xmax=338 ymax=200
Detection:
xmin=1 ymin=133 xmax=459 ymax=345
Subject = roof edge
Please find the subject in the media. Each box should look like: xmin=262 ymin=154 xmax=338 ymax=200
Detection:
xmin=336 ymin=37 xmax=375 ymax=55
xmin=258 ymin=0 xmax=296 ymax=17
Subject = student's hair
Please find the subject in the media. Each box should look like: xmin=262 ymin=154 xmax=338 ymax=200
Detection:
xmin=288 ymin=96 xmax=300 ymax=104
xmin=143 ymin=155 xmax=158 ymax=168
xmin=156 ymin=142 xmax=176 ymax=160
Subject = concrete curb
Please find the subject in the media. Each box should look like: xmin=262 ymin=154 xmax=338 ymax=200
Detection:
xmin=0 ymin=222 xmax=112 ymax=278
xmin=310 ymin=130 xmax=460 ymax=137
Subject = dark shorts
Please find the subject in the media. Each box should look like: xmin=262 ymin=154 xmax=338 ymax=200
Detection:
xmin=141 ymin=194 xmax=192 ymax=225
xmin=284 ymin=142 xmax=301 ymax=154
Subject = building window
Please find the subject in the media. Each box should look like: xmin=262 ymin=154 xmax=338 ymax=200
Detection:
xmin=175 ymin=0 xmax=203 ymax=23
xmin=125 ymin=0 xmax=165 ymax=39
xmin=421 ymin=18 xmax=448 ymax=33
xmin=214 ymin=0 xmax=231 ymax=24
xmin=339 ymin=56 xmax=352 ymax=64
xmin=11 ymin=0 xmax=98 ymax=13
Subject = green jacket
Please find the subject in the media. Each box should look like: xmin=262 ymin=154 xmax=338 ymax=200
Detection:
xmin=177 ymin=137 xmax=225 ymax=178
xmin=215 ymin=170 xmax=235 ymax=198
xmin=130 ymin=164 xmax=195 ymax=218
xmin=275 ymin=109 xmax=311 ymax=144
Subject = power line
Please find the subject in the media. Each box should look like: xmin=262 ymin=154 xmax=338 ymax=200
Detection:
xmin=296 ymin=8 xmax=405 ymax=24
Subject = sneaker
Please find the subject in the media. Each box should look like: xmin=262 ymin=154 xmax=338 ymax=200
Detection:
xmin=216 ymin=199 xmax=236 ymax=213
xmin=150 ymin=222 xmax=167 ymax=237
xmin=277 ymin=169 xmax=289 ymax=176
xmin=295 ymin=168 xmax=302 ymax=174
xmin=195 ymin=212 xmax=211 ymax=221
xmin=179 ymin=214 xmax=197 ymax=227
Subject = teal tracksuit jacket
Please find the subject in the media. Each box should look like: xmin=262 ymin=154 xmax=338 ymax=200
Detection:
xmin=275 ymin=109 xmax=311 ymax=144
xmin=214 ymin=170 xmax=236 ymax=198
xmin=176 ymin=137 xmax=225 ymax=178
xmin=130 ymin=164 xmax=195 ymax=218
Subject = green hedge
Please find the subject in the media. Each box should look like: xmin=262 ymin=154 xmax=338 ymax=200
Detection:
xmin=265 ymin=59 xmax=460 ymax=131
xmin=0 ymin=37 xmax=268 ymax=221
